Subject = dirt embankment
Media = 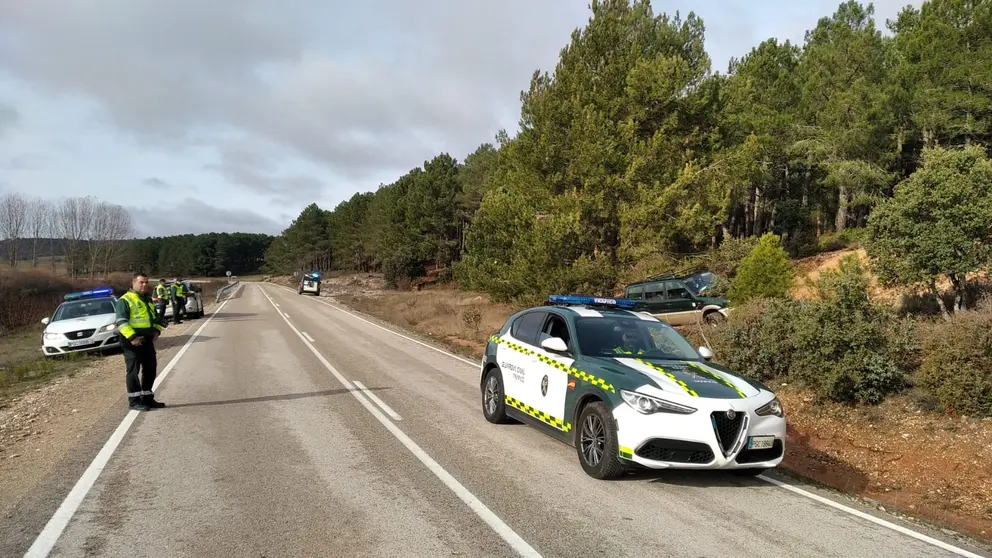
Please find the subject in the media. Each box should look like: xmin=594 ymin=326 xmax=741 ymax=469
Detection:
xmin=279 ymin=269 xmax=991 ymax=546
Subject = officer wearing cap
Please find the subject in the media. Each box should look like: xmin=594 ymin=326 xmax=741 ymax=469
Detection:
xmin=114 ymin=271 xmax=166 ymax=411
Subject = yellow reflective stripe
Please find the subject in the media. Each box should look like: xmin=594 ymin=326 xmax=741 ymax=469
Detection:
xmin=504 ymin=395 xmax=571 ymax=432
xmin=490 ymin=335 xmax=615 ymax=394
xmin=121 ymin=292 xmax=154 ymax=329
xmin=118 ymin=324 xmax=136 ymax=339
xmin=685 ymin=362 xmax=746 ymax=399
xmin=619 ymin=445 xmax=633 ymax=460
xmin=635 ymin=358 xmax=699 ymax=397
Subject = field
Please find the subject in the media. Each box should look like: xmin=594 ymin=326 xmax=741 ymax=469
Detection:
xmin=267 ymin=257 xmax=992 ymax=544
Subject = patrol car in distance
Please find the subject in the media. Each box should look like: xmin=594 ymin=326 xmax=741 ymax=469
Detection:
xmin=298 ymin=272 xmax=321 ymax=296
xmin=40 ymin=288 xmax=121 ymax=357
xmin=480 ymin=295 xmax=785 ymax=480
xmin=162 ymin=280 xmax=205 ymax=319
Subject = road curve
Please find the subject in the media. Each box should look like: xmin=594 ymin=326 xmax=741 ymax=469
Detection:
xmin=28 ymin=283 xmax=988 ymax=557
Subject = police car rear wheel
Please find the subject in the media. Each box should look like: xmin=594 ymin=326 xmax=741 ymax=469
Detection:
xmin=482 ymin=368 xmax=511 ymax=424
xmin=576 ymin=402 xmax=624 ymax=479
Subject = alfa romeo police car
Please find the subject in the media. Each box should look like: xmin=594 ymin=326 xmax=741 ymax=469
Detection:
xmin=480 ymin=295 xmax=785 ymax=480
xmin=40 ymin=288 xmax=121 ymax=357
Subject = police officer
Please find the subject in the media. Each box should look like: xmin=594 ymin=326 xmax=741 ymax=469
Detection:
xmin=170 ymin=277 xmax=185 ymax=324
xmin=114 ymin=271 xmax=166 ymax=411
xmin=153 ymin=278 xmax=170 ymax=322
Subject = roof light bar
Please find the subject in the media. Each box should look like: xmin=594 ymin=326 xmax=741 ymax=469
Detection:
xmin=548 ymin=295 xmax=638 ymax=310
xmin=64 ymin=287 xmax=114 ymax=301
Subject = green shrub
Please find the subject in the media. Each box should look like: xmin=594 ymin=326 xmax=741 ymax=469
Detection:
xmin=711 ymin=297 xmax=798 ymax=383
xmin=916 ymin=305 xmax=992 ymax=417
xmin=727 ymin=233 xmax=795 ymax=306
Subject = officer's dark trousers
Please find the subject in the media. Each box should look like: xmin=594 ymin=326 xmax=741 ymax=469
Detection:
xmin=170 ymin=299 xmax=182 ymax=323
xmin=156 ymin=301 xmax=167 ymax=321
xmin=123 ymin=338 xmax=157 ymax=405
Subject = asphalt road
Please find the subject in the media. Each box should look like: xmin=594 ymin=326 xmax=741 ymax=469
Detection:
xmin=22 ymin=283 xmax=989 ymax=557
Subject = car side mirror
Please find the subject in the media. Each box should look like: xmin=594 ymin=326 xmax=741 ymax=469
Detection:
xmin=41 ymin=317 xmax=50 ymax=325
xmin=698 ymin=346 xmax=714 ymax=361
xmin=541 ymin=337 xmax=569 ymax=354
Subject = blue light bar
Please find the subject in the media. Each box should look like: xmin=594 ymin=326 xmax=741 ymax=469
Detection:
xmin=64 ymin=287 xmax=114 ymax=301
xmin=548 ymin=295 xmax=638 ymax=310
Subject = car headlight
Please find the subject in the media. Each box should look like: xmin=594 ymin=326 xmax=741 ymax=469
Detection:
xmin=43 ymin=332 xmax=62 ymax=340
xmin=756 ymin=397 xmax=784 ymax=418
xmin=103 ymin=324 xmax=117 ymax=332
xmin=620 ymin=389 xmax=696 ymax=415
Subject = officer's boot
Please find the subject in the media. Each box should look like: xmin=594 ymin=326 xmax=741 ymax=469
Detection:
xmin=143 ymin=393 xmax=166 ymax=408
xmin=129 ymin=396 xmax=150 ymax=411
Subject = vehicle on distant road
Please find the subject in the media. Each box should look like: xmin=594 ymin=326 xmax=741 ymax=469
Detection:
xmin=40 ymin=288 xmax=122 ymax=357
xmin=298 ymin=273 xmax=321 ymax=296
xmin=162 ymin=280 xmax=205 ymax=319
xmin=479 ymin=295 xmax=785 ymax=480
xmin=623 ymin=270 xmax=729 ymax=326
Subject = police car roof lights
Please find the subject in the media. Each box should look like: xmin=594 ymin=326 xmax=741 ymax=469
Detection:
xmin=547 ymin=294 xmax=638 ymax=310
xmin=64 ymin=287 xmax=114 ymax=301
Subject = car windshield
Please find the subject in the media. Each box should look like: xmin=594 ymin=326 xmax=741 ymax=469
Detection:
xmin=574 ymin=316 xmax=701 ymax=360
xmin=681 ymin=272 xmax=716 ymax=296
xmin=52 ymin=297 xmax=117 ymax=321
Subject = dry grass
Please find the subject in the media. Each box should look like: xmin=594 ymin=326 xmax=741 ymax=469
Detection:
xmin=0 ymin=328 xmax=94 ymax=401
xmin=0 ymin=268 xmax=134 ymax=335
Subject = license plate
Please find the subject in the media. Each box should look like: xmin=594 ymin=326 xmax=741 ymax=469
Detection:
xmin=65 ymin=339 xmax=89 ymax=348
xmin=747 ymin=436 xmax=775 ymax=450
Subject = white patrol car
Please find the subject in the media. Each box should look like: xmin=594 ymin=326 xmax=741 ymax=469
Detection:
xmin=40 ymin=287 xmax=122 ymax=357
xmin=298 ymin=272 xmax=321 ymax=296
xmin=162 ymin=280 xmax=205 ymax=319
xmin=480 ymin=295 xmax=786 ymax=479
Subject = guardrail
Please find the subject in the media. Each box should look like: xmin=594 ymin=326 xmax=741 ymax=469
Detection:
xmin=215 ymin=280 xmax=242 ymax=304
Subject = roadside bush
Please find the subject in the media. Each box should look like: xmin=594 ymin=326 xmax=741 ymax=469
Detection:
xmin=916 ymin=302 xmax=992 ymax=417
xmin=0 ymin=269 xmax=133 ymax=335
xmin=727 ymin=233 xmax=795 ymax=306
xmin=710 ymin=297 xmax=798 ymax=383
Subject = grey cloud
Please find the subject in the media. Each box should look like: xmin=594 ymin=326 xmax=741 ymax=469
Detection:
xmin=127 ymin=198 xmax=283 ymax=237
xmin=0 ymin=104 xmax=19 ymax=138
xmin=201 ymin=141 xmax=326 ymax=204
xmin=143 ymin=177 xmax=171 ymax=187
xmin=2 ymin=153 xmax=44 ymax=170
xmin=0 ymin=1 xmax=590 ymax=181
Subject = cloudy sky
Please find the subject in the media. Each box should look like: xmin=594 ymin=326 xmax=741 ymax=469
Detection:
xmin=0 ymin=0 xmax=920 ymax=238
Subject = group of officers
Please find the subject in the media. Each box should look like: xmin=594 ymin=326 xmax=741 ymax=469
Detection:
xmin=113 ymin=272 xmax=190 ymax=411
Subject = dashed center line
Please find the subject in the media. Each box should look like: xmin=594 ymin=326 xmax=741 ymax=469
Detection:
xmin=302 ymin=331 xmax=316 ymax=343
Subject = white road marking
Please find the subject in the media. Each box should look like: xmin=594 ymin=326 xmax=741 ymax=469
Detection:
xmin=257 ymin=285 xmax=541 ymax=558
xmin=353 ymin=380 xmax=402 ymax=421
xmin=264 ymin=282 xmax=990 ymax=557
xmin=301 ymin=331 xmax=316 ymax=343
xmin=24 ymin=298 xmax=234 ymax=558
xmin=758 ymin=475 xmax=985 ymax=558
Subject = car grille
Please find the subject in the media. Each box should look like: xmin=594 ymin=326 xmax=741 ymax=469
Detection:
xmin=711 ymin=411 xmax=746 ymax=455
xmin=736 ymin=439 xmax=784 ymax=464
xmin=64 ymin=329 xmax=96 ymax=340
xmin=635 ymin=438 xmax=714 ymax=464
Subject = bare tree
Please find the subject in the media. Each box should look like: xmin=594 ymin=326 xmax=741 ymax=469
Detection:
xmin=57 ymin=196 xmax=96 ymax=278
xmin=102 ymin=203 xmax=135 ymax=274
xmin=44 ymin=200 xmax=60 ymax=273
xmin=0 ymin=192 xmax=29 ymax=266
xmin=27 ymin=197 xmax=52 ymax=267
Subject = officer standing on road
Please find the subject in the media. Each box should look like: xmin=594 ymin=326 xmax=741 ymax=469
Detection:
xmin=153 ymin=278 xmax=170 ymax=324
xmin=170 ymin=277 xmax=185 ymax=324
xmin=114 ymin=271 xmax=166 ymax=411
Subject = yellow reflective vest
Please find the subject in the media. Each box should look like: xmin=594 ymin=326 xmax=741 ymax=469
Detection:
xmin=154 ymin=284 xmax=169 ymax=301
xmin=173 ymin=282 xmax=186 ymax=298
xmin=114 ymin=290 xmax=165 ymax=340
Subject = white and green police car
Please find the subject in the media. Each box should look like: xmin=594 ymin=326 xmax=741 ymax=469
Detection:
xmin=480 ymin=295 xmax=786 ymax=479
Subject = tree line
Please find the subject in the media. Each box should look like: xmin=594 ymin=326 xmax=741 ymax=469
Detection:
xmin=256 ymin=0 xmax=987 ymax=302
xmin=0 ymin=193 xmax=273 ymax=278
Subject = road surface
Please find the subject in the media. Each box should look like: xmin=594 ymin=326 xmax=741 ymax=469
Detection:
xmin=18 ymin=283 xmax=990 ymax=557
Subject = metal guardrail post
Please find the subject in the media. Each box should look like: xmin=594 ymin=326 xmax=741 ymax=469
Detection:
xmin=215 ymin=280 xmax=241 ymax=304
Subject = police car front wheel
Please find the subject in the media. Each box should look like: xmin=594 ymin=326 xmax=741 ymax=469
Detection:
xmin=576 ymin=402 xmax=625 ymax=480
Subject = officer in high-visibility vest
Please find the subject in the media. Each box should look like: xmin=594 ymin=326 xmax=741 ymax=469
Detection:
xmin=114 ymin=271 xmax=166 ymax=411
xmin=170 ymin=278 xmax=186 ymax=324
xmin=153 ymin=278 xmax=170 ymax=323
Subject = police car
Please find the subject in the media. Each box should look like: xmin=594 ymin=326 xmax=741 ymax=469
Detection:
xmin=162 ymin=280 xmax=205 ymax=319
xmin=40 ymin=288 xmax=121 ymax=357
xmin=480 ymin=295 xmax=786 ymax=480
xmin=298 ymin=272 xmax=321 ymax=296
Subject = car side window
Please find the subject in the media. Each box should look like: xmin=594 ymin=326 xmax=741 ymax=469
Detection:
xmin=626 ymin=285 xmax=644 ymax=300
xmin=665 ymin=281 xmax=692 ymax=300
xmin=510 ymin=311 xmax=547 ymax=346
xmin=643 ymin=281 xmax=666 ymax=300
xmin=538 ymin=313 xmax=572 ymax=353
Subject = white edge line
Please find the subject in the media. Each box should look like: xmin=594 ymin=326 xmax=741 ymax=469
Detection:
xmin=302 ymin=331 xmax=316 ymax=343
xmin=256 ymin=285 xmax=541 ymax=558
xmin=263 ymin=282 xmax=989 ymax=558
xmin=24 ymin=298 xmax=233 ymax=558
xmin=757 ymin=475 xmax=986 ymax=558
xmin=353 ymin=380 xmax=402 ymax=421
